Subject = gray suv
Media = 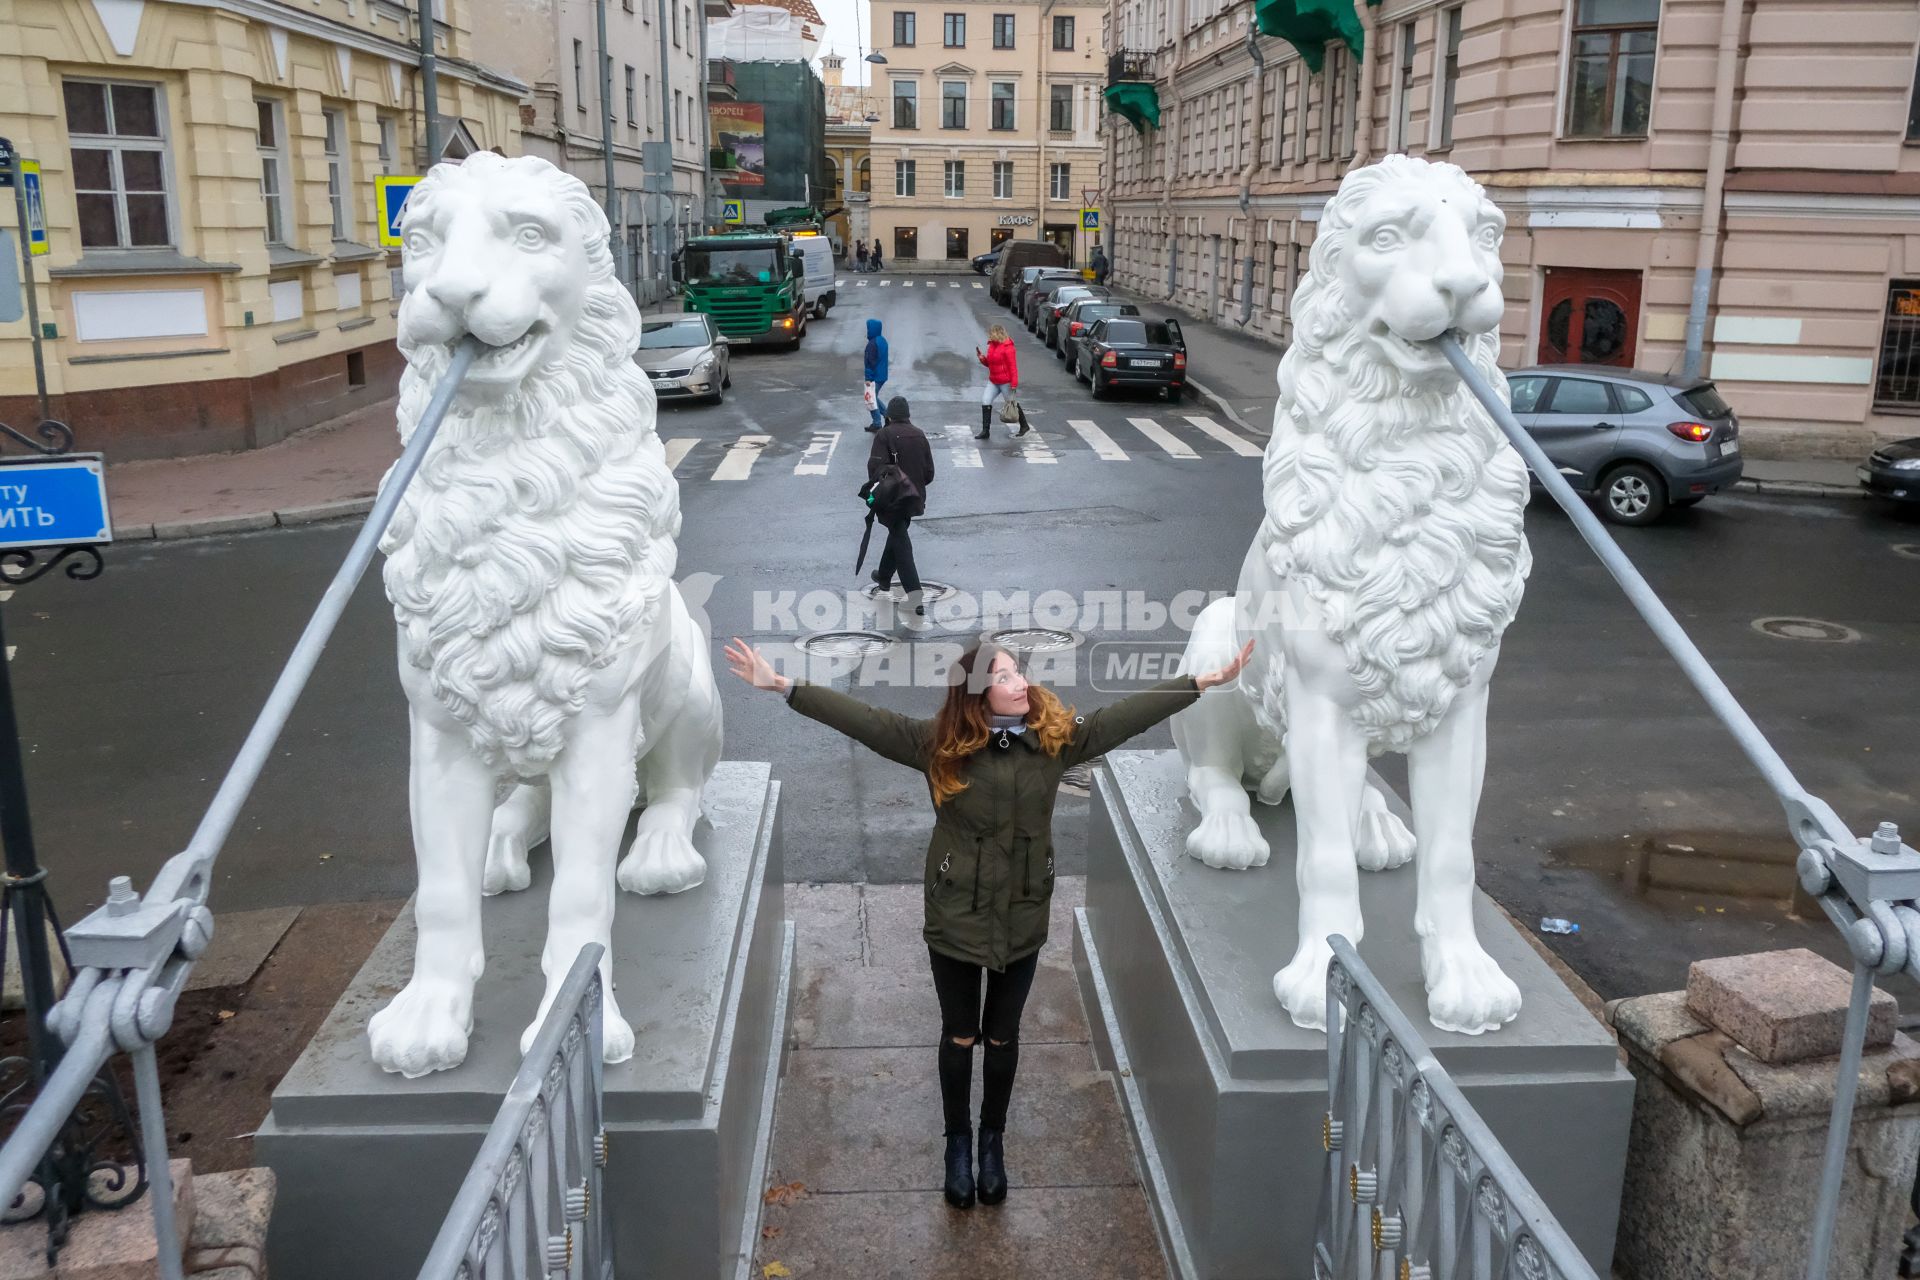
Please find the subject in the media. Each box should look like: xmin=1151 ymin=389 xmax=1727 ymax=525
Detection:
xmin=1504 ymin=366 xmax=1743 ymax=525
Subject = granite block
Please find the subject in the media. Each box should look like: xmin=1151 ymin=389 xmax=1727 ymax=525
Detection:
xmin=0 ymin=1160 xmax=192 ymax=1280
xmin=1686 ymin=948 xmax=1896 ymax=1064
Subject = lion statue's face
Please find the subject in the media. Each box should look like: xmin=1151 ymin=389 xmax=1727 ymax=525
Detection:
xmin=1319 ymin=156 xmax=1506 ymax=384
xmin=395 ymin=153 xmax=602 ymax=398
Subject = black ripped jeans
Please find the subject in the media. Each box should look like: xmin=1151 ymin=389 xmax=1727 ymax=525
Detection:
xmin=928 ymin=947 xmax=1041 ymax=1136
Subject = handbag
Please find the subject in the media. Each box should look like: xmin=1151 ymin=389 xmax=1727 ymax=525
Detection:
xmin=863 ymin=380 xmax=879 ymax=412
xmin=998 ymin=392 xmax=1021 ymax=425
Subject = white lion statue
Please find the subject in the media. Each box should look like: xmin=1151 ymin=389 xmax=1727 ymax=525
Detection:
xmin=1172 ymin=155 xmax=1531 ymax=1035
xmin=367 ymin=152 xmax=723 ymax=1077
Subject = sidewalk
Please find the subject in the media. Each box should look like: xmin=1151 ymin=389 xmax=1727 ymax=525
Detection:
xmin=755 ymin=877 xmax=1168 ymax=1278
xmin=1106 ymin=285 xmax=1873 ymax=500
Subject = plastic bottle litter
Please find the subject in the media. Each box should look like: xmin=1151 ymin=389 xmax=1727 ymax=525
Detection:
xmin=1539 ymin=917 xmax=1580 ymax=935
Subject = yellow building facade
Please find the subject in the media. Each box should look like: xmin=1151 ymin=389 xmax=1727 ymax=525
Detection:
xmin=867 ymin=0 xmax=1106 ymax=266
xmin=0 ymin=0 xmax=524 ymax=459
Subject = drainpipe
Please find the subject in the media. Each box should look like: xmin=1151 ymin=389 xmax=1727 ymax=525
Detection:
xmin=418 ymin=0 xmax=441 ymax=165
xmin=596 ymin=0 xmax=624 ymax=288
xmin=1159 ymin=0 xmax=1184 ymax=296
xmin=653 ymin=0 xmax=675 ymax=290
xmin=1349 ymin=0 xmax=1377 ymax=168
xmin=1682 ymin=0 xmax=1746 ymax=380
xmin=1236 ymin=26 xmax=1268 ymax=324
xmin=1038 ymin=0 xmax=1053 ymax=245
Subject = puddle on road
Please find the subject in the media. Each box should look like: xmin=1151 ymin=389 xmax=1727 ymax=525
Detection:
xmin=1546 ymin=831 xmax=1821 ymax=918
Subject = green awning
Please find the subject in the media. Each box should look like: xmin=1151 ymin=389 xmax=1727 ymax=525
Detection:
xmin=1253 ymin=0 xmax=1380 ymax=73
xmin=1103 ymin=81 xmax=1161 ymax=133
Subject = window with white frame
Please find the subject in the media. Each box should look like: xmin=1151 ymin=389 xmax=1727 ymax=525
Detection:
xmin=895 ymin=158 xmax=916 ymax=196
xmin=376 ymin=113 xmax=400 ymax=175
xmin=323 ymin=107 xmax=350 ymax=239
xmin=1391 ymin=22 xmax=1416 ymax=152
xmin=64 ymin=80 xmax=172 ymax=249
xmin=894 ymin=80 xmax=918 ymax=128
xmin=944 ymin=160 xmax=965 ymax=197
xmin=1050 ymin=83 xmax=1073 ymax=132
xmin=991 ymin=82 xmax=1016 ymax=130
xmin=1436 ymin=7 xmax=1462 ymax=147
xmin=255 ymin=99 xmax=289 ymax=245
xmin=942 ymin=81 xmax=967 ymax=129
xmin=1048 ymin=162 xmax=1070 ymax=200
xmin=993 ymin=160 xmax=1014 ymax=198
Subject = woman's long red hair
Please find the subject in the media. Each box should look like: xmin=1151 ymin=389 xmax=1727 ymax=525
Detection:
xmin=927 ymin=644 xmax=1076 ymax=806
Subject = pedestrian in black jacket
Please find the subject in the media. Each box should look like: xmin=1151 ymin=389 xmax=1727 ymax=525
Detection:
xmin=869 ymin=396 xmax=936 ymax=615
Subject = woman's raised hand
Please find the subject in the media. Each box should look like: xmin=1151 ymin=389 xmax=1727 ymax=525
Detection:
xmin=724 ymin=638 xmax=792 ymax=693
xmin=1194 ymin=639 xmax=1255 ymax=692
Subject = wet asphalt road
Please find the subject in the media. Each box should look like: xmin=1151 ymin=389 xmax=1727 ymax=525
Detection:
xmin=11 ymin=270 xmax=1920 ymax=1002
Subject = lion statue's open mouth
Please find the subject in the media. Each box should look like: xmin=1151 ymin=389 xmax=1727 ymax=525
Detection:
xmin=1173 ymin=155 xmax=1532 ymax=1038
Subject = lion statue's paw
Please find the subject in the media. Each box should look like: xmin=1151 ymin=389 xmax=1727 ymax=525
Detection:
xmin=369 ymin=977 xmax=476 ymax=1078
xmin=1273 ymin=939 xmax=1337 ymax=1031
xmin=1422 ymin=937 xmax=1522 ymax=1035
xmin=521 ymin=997 xmax=635 ymax=1065
xmin=618 ymin=828 xmax=708 ymax=896
xmin=1355 ymin=803 xmax=1416 ymax=873
xmin=1187 ymin=809 xmax=1271 ymax=870
xmin=482 ymin=828 xmax=535 ymax=896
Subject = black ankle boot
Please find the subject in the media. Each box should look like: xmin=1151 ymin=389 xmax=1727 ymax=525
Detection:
xmin=944 ymin=1133 xmax=976 ymax=1209
xmin=976 ymin=1128 xmax=1007 ymax=1205
xmin=1015 ymin=412 xmax=1030 ymax=438
xmin=977 ymin=406 xmax=992 ymax=440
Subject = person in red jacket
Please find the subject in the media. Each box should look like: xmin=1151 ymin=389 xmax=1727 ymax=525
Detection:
xmin=975 ymin=324 xmax=1030 ymax=440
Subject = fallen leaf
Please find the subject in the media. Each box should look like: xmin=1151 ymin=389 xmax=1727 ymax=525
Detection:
xmin=319 ymin=854 xmax=333 ymax=862
xmin=760 ymin=1225 xmax=783 ymax=1241
xmin=762 ymin=1264 xmax=792 ymax=1279
xmin=217 ymin=1010 xmax=236 ymax=1021
xmin=762 ymin=1181 xmax=807 ymax=1206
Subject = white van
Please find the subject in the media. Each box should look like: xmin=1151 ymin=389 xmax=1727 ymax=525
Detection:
xmin=791 ymin=234 xmax=838 ymax=319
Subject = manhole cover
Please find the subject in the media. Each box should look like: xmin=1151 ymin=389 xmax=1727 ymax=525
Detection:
xmin=862 ymin=579 xmax=957 ymax=602
xmin=1751 ymin=617 xmax=1861 ymax=643
xmin=989 ymin=627 xmax=1079 ymax=652
xmin=1892 ymin=544 xmax=1920 ymax=561
xmin=797 ymin=629 xmax=895 ymax=657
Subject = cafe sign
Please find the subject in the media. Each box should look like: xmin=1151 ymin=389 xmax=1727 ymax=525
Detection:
xmin=996 ymin=214 xmax=1035 ymax=227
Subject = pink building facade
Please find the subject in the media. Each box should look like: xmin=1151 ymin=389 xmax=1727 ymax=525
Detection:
xmin=1102 ymin=0 xmax=1920 ymax=456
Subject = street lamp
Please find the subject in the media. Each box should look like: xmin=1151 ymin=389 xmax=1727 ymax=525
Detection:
xmin=865 ymin=52 xmax=887 ymax=64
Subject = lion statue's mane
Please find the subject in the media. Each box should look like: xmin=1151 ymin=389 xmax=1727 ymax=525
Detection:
xmin=380 ymin=154 xmax=679 ymax=776
xmin=1254 ymin=158 xmax=1532 ymax=754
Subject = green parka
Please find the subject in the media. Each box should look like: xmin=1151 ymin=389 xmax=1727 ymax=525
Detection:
xmin=786 ymin=675 xmax=1203 ymax=970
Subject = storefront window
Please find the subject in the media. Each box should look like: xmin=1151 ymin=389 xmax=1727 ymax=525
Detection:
xmin=1876 ymin=282 xmax=1920 ymax=409
xmin=894 ymin=227 xmax=918 ymax=260
xmin=946 ymin=228 xmax=970 ymax=259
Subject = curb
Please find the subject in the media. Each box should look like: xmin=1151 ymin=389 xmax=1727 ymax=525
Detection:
xmin=1732 ymin=477 xmax=1866 ymax=500
xmin=114 ymin=495 xmax=376 ymax=543
xmin=1182 ymin=377 xmax=1268 ymax=438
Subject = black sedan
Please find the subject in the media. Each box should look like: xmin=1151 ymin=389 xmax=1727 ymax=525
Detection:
xmin=1859 ymin=437 xmax=1920 ymax=505
xmin=1074 ymin=317 xmax=1188 ymax=400
xmin=1041 ymin=287 xmax=1110 ymax=348
xmin=972 ymin=248 xmax=1001 ymax=275
xmin=1058 ymin=300 xmax=1140 ymax=373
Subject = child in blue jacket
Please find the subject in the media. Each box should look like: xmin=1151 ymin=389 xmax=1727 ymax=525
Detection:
xmin=864 ymin=318 xmax=890 ymax=431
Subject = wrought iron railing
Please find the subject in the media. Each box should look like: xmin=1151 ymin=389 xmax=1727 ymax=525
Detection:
xmin=1317 ymin=938 xmax=1596 ymax=1280
xmin=0 ymin=338 xmax=483 ymax=1280
xmin=416 ymin=944 xmax=611 ymax=1280
xmin=1107 ymin=50 xmax=1153 ymax=83
xmin=1433 ymin=333 xmax=1914 ymax=1280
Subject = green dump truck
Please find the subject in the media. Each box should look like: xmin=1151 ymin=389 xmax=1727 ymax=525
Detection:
xmin=675 ymin=232 xmax=809 ymax=349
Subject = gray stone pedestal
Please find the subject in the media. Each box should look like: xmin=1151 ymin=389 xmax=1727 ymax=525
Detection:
xmin=257 ymin=762 xmax=791 ymax=1280
xmin=1072 ymin=751 xmax=1632 ymax=1280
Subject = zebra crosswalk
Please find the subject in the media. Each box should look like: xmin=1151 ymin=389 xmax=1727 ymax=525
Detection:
xmin=661 ymin=412 xmax=1262 ymax=484
xmin=852 ymin=278 xmax=985 ymax=289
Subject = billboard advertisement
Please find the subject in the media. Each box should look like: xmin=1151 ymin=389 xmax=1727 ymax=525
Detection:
xmin=710 ymin=103 xmax=766 ymax=189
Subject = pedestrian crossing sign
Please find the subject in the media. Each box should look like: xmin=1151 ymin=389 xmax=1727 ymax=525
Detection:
xmin=723 ymin=199 xmax=745 ymax=225
xmin=376 ymin=175 xmax=424 ymax=248
xmin=1080 ymin=208 xmax=1100 ymax=231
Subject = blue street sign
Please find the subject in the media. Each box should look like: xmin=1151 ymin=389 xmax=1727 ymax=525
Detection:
xmin=0 ymin=455 xmax=112 ymax=550
xmin=376 ymin=175 xmax=424 ymax=248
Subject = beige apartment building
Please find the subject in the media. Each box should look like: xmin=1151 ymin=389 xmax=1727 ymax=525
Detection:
xmin=870 ymin=0 xmax=1107 ymax=266
xmin=1104 ymin=0 xmax=1920 ymax=455
xmin=0 ymin=0 xmax=524 ymax=459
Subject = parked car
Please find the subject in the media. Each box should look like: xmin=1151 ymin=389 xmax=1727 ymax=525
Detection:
xmin=1012 ymin=267 xmax=1082 ymax=318
xmin=972 ymin=248 xmax=1002 ymax=275
xmin=989 ymin=239 xmax=1069 ymax=304
xmin=1858 ymin=437 xmax=1920 ymax=507
xmin=1042 ymin=286 xmax=1110 ymax=349
xmin=1059 ymin=300 xmax=1140 ymax=373
xmin=635 ymin=313 xmax=731 ymax=404
xmin=1024 ymin=277 xmax=1091 ymax=333
xmin=1075 ymin=316 xmax=1187 ymax=400
xmin=1503 ymin=366 xmax=1742 ymax=526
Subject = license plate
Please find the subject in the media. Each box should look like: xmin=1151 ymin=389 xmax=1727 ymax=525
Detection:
xmin=1127 ymin=358 xmax=1162 ymax=369
xmin=1720 ymin=440 xmax=1739 ymax=457
xmin=1858 ymin=466 xmax=1874 ymax=484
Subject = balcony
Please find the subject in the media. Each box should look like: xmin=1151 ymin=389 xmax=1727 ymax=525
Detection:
xmin=708 ymin=58 xmax=737 ymax=100
xmin=1103 ymin=51 xmax=1159 ymax=133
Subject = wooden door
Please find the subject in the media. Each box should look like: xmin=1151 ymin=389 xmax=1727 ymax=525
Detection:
xmin=1538 ymin=268 xmax=1642 ymax=367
